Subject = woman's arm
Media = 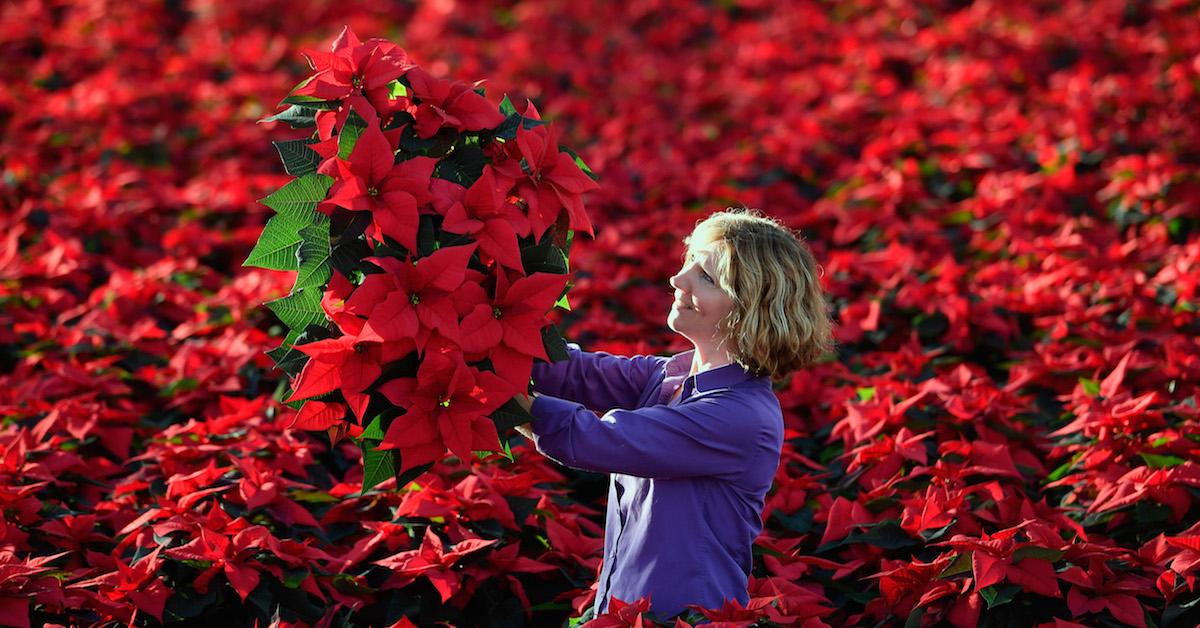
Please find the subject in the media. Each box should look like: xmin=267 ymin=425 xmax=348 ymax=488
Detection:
xmin=521 ymin=392 xmax=768 ymax=481
xmin=531 ymin=342 xmax=664 ymax=413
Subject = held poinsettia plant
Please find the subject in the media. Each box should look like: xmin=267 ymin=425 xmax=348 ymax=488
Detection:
xmin=246 ymin=27 xmax=597 ymax=493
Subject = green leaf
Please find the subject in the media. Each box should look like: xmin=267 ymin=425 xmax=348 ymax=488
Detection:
xmin=398 ymin=124 xmax=457 ymax=157
xmin=1079 ymin=377 xmax=1100 ymax=397
xmin=361 ymin=415 xmax=387 ymax=441
xmin=499 ymin=94 xmax=518 ymax=117
xmin=1012 ymin=546 xmax=1064 ymax=563
xmin=433 ymin=142 xmax=487 ymax=187
xmin=259 ymin=174 xmax=334 ymax=223
xmin=1141 ymin=452 xmax=1188 ymax=469
xmin=338 ymin=110 xmax=369 ymax=160
xmin=258 ymin=105 xmax=318 ymax=128
xmin=520 ymin=230 xmax=569 ymax=275
xmin=360 ymin=439 xmax=398 ymax=495
xmin=1045 ymin=451 xmax=1085 ymax=483
xmin=938 ymin=552 xmax=972 ymax=579
xmin=265 ymin=328 xmax=304 ymax=369
xmin=491 ymin=111 xmax=545 ymax=141
xmin=542 ymin=324 xmax=569 ymax=363
xmin=273 ymin=138 xmax=321 ymax=176
xmin=243 ymin=214 xmax=306 ymax=271
xmin=395 ymin=461 xmax=434 ymax=490
xmin=769 ymin=508 xmax=814 ymax=534
xmin=265 ymin=287 xmax=327 ymax=332
xmin=416 ymin=214 xmax=438 ymax=257
xmin=903 ymin=607 xmax=924 ymax=628
xmin=554 ymin=292 xmax=572 ymax=311
xmin=820 ymin=520 xmax=918 ymax=553
xmin=266 ymin=324 xmax=336 ymax=376
xmin=289 ymin=490 xmax=339 ymax=504
xmin=490 ymin=398 xmax=535 ymax=433
xmin=978 ymin=583 xmax=1021 ymax=609
xmin=857 ymin=386 xmax=877 ymax=402
xmin=294 ymin=224 xmax=332 ymax=291
xmin=388 ymin=80 xmax=408 ymax=99
xmin=919 ymin=521 xmax=955 ymax=542
xmin=560 ymin=145 xmax=598 ymax=182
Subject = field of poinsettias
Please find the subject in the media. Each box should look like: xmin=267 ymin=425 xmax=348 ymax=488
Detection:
xmin=3 ymin=0 xmax=1200 ymax=625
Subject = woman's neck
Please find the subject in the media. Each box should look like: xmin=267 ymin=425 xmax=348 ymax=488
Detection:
xmin=689 ymin=344 xmax=733 ymax=376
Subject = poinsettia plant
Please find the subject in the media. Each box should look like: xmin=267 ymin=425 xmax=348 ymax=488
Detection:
xmin=246 ymin=27 xmax=598 ymax=492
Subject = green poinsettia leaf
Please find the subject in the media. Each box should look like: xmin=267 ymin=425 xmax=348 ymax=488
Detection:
xmin=243 ymin=213 xmax=307 ymax=271
xmin=490 ymin=398 xmax=535 ymax=433
xmin=432 ymin=142 xmax=487 ymax=187
xmin=294 ymin=223 xmax=332 ymax=291
xmin=265 ymin=286 xmax=327 ymax=332
xmin=360 ymin=439 xmax=398 ymax=495
xmin=559 ymin=145 xmax=598 ymax=182
xmin=258 ymin=105 xmax=319 ymax=128
xmin=274 ymin=138 xmax=322 ymax=176
xmin=499 ymin=95 xmax=518 ymax=117
xmin=260 ymin=173 xmax=333 ymax=224
xmin=337 ymin=110 xmax=369 ymax=160
xmin=542 ymin=324 xmax=570 ymax=363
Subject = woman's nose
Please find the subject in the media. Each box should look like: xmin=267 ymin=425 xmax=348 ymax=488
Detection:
xmin=669 ymin=272 xmax=685 ymax=291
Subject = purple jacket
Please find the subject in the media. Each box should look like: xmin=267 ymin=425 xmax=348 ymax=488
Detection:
xmin=529 ymin=343 xmax=784 ymax=618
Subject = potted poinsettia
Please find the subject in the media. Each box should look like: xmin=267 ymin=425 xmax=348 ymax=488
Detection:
xmin=247 ymin=27 xmax=598 ymax=492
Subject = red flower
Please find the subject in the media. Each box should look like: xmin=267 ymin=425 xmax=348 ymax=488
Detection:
xmin=405 ymin=67 xmax=506 ymax=138
xmin=491 ymin=123 xmax=599 ymax=240
xmin=164 ymin=526 xmax=268 ymax=601
xmin=584 ymin=595 xmax=652 ymax=628
xmin=344 ymin=243 xmax=479 ymax=353
xmin=69 ymin=548 xmax=170 ymax=623
xmin=374 ymin=526 xmax=497 ymax=601
xmin=284 ymin=313 xmax=402 ymax=423
xmin=376 ymin=345 xmax=517 ymax=468
xmin=440 ymin=166 xmax=530 ymax=272
xmin=458 ymin=268 xmax=568 ymax=389
xmin=322 ymin=113 xmax=436 ymax=253
xmin=294 ymin=26 xmax=415 ymax=115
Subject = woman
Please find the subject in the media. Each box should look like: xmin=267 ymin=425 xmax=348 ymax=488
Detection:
xmin=513 ymin=207 xmax=834 ymax=620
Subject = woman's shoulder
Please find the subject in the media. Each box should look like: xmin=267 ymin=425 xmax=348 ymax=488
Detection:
xmin=690 ymin=379 xmax=782 ymax=437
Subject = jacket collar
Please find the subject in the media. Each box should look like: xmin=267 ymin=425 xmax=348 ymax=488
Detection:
xmin=664 ymin=349 xmax=757 ymax=395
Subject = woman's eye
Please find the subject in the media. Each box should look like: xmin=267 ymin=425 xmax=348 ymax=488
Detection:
xmin=700 ymin=271 xmax=713 ymax=283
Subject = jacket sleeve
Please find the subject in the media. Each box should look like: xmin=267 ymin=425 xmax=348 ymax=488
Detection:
xmin=527 ymin=392 xmax=764 ymax=481
xmin=529 ymin=343 xmax=664 ymax=413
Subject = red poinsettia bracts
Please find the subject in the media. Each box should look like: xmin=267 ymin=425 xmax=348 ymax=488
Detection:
xmin=346 ymin=243 xmax=480 ymax=352
xmin=492 ymin=123 xmax=599 ymax=240
xmin=458 ymin=268 xmax=569 ymax=389
xmin=284 ymin=314 xmax=390 ymax=422
xmin=374 ymin=527 xmax=497 ymax=601
xmin=440 ymin=166 xmax=530 ymax=272
xmin=405 ymin=67 xmax=506 ymax=138
xmin=322 ymin=117 xmax=436 ymax=252
xmin=376 ymin=344 xmax=516 ymax=466
xmin=295 ymin=26 xmax=415 ymax=115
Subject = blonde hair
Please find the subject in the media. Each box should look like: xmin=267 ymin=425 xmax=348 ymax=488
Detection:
xmin=683 ymin=207 xmax=835 ymax=379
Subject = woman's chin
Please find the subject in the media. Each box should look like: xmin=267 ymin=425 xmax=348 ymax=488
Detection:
xmin=666 ymin=311 xmax=682 ymax=332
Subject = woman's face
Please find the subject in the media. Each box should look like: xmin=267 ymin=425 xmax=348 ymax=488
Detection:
xmin=667 ymin=243 xmax=736 ymax=344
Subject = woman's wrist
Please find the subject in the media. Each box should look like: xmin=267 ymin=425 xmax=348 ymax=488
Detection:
xmin=513 ymin=393 xmax=541 ymax=441
xmin=514 ymin=392 xmax=539 ymax=413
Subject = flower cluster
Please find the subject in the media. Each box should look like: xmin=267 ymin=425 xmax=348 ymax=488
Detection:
xmin=248 ymin=27 xmax=599 ymax=489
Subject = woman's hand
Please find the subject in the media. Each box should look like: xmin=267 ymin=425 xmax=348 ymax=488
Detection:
xmin=513 ymin=393 xmax=538 ymax=441
xmin=513 ymin=393 xmax=536 ymax=413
